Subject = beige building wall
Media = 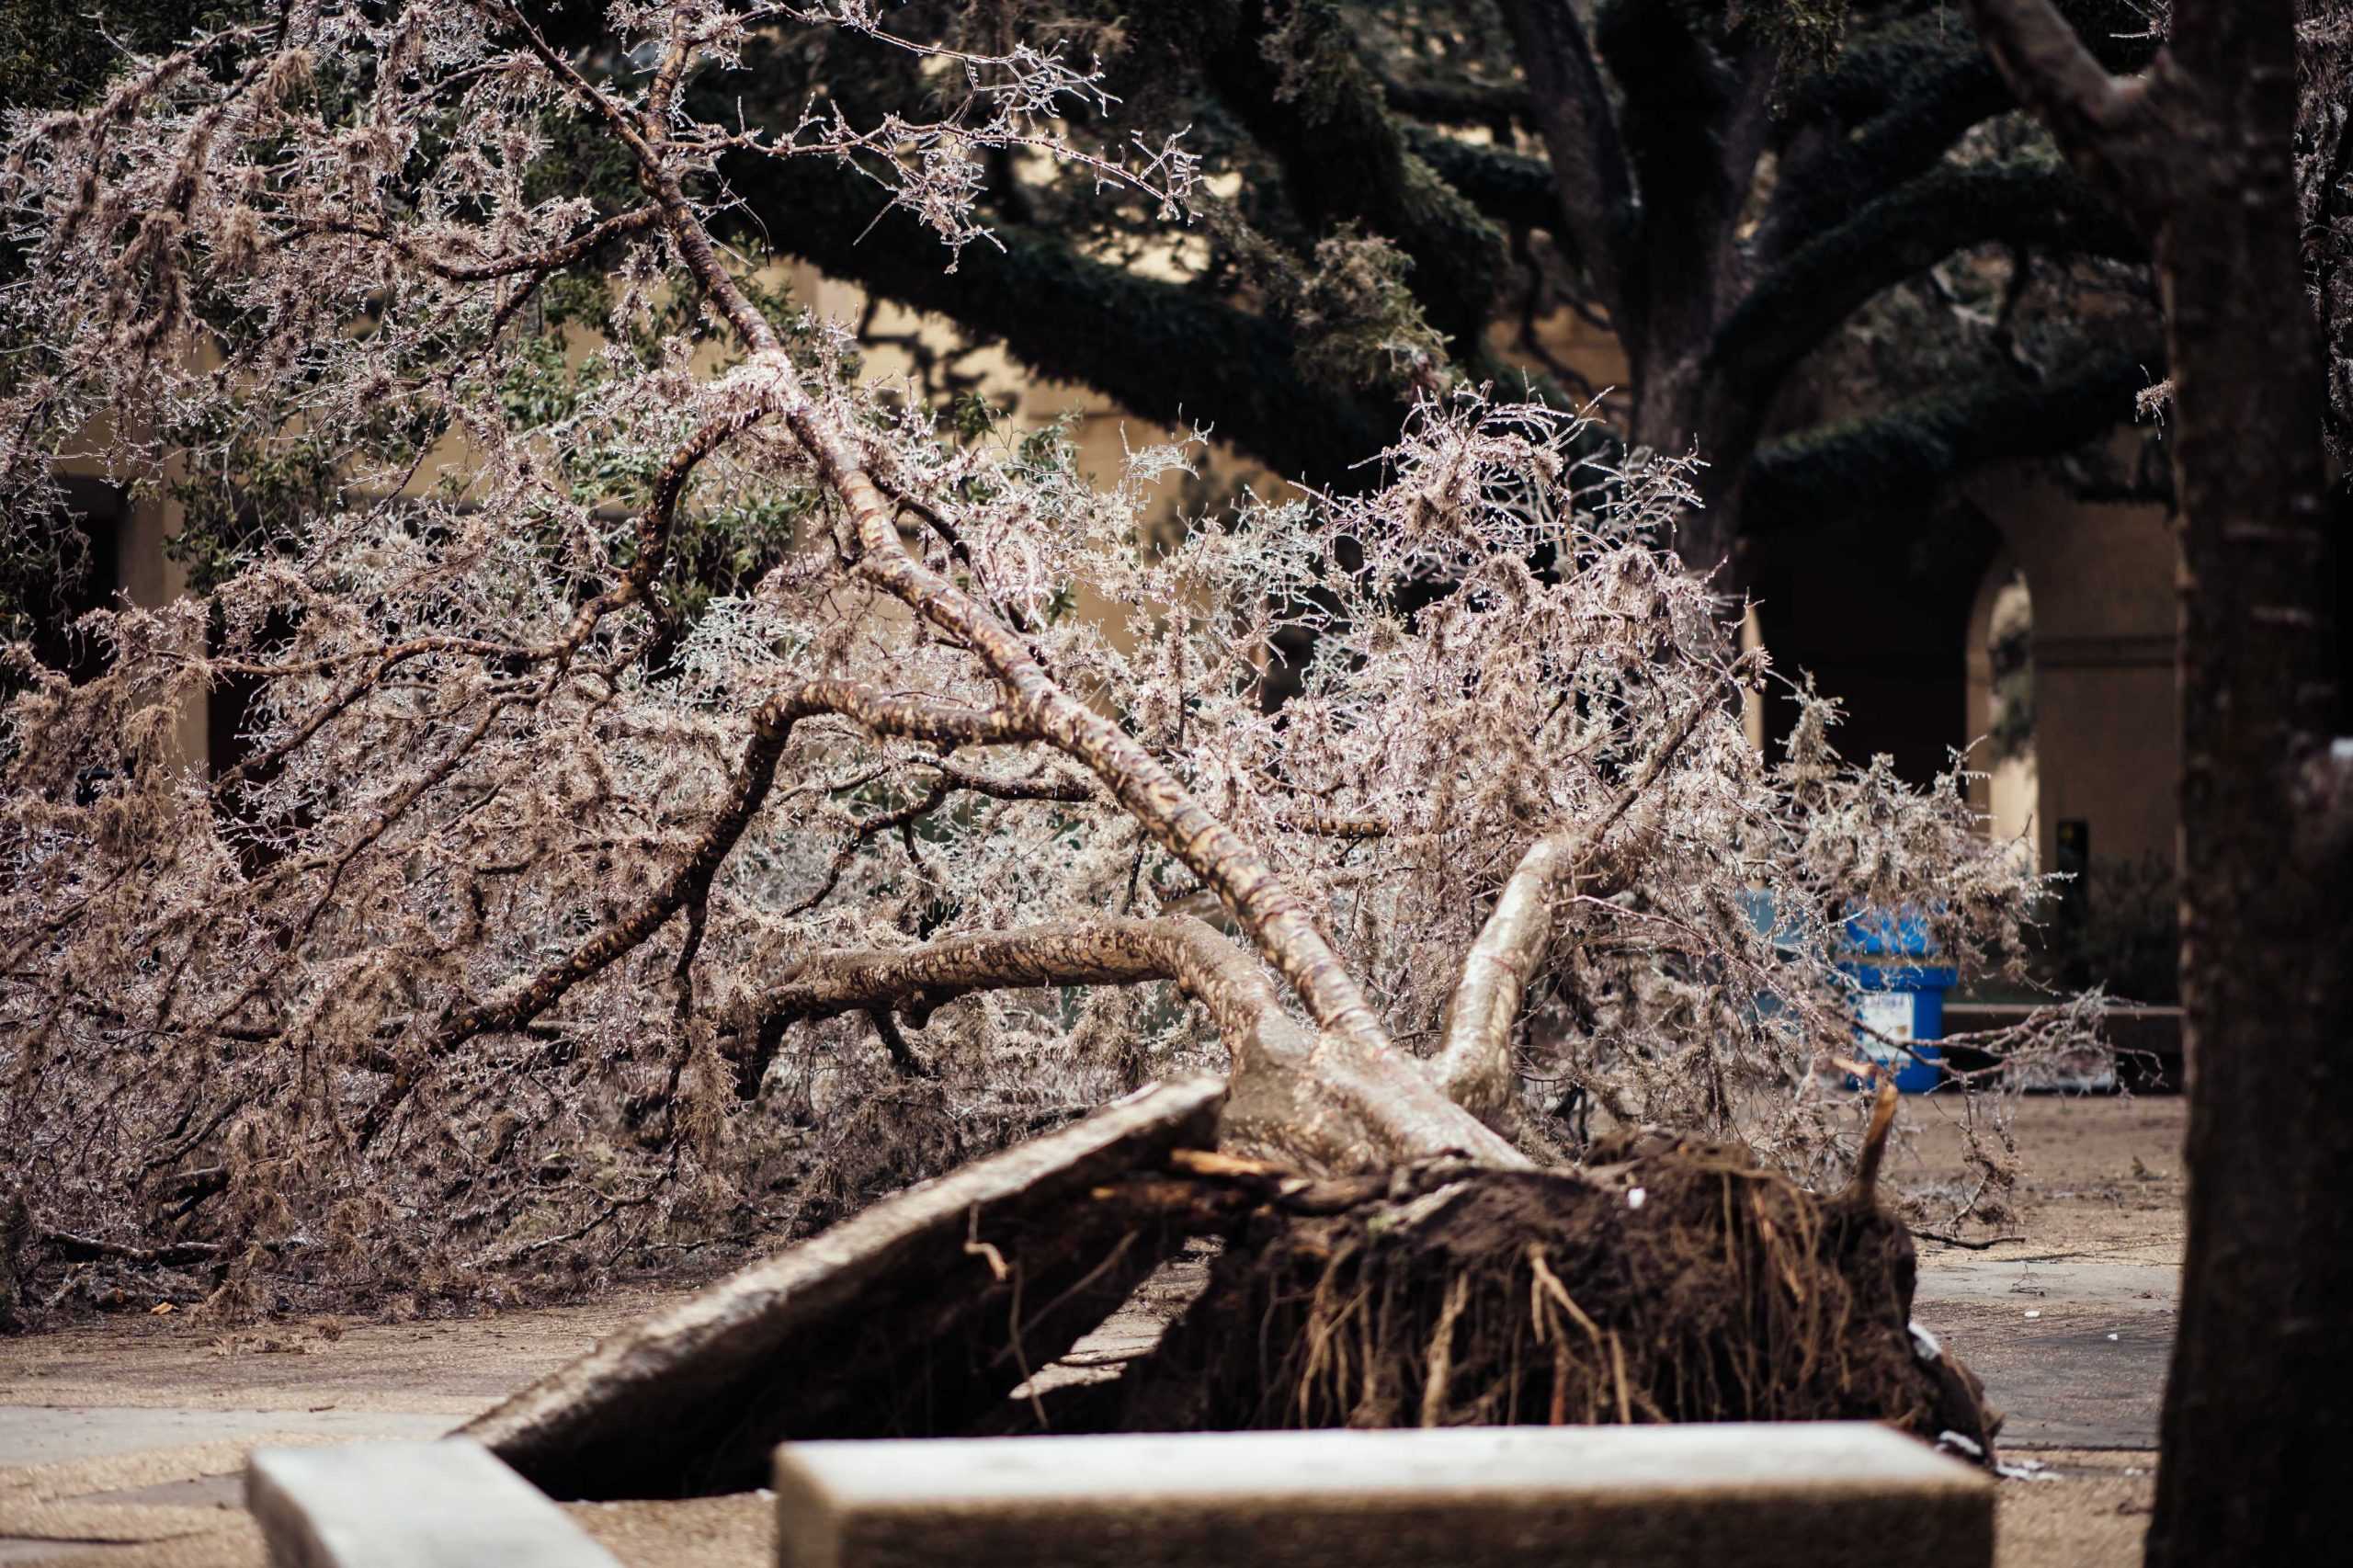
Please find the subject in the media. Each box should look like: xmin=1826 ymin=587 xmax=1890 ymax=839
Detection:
xmin=785 ymin=264 xmax=1255 ymax=506
xmin=1966 ymin=461 xmax=2178 ymax=874
xmin=54 ymin=430 xmax=209 ymax=767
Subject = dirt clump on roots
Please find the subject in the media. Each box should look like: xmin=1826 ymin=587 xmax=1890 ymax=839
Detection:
xmin=1113 ymin=1136 xmax=2001 ymax=1459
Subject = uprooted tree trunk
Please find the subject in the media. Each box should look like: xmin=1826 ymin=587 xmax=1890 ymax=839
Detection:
xmin=1113 ymin=1137 xmax=1995 ymax=1449
xmin=470 ymin=1074 xmax=1997 ymax=1499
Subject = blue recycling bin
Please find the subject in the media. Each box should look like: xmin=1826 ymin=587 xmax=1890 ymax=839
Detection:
xmin=1840 ymin=912 xmax=1954 ymax=1094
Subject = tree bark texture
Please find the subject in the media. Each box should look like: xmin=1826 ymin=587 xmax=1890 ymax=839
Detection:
xmin=1961 ymin=6 xmax=2353 ymax=1561
xmin=2144 ymin=11 xmax=2353 ymax=1559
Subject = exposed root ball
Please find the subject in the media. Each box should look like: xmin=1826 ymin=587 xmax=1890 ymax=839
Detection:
xmin=1120 ymin=1142 xmax=1999 ymax=1458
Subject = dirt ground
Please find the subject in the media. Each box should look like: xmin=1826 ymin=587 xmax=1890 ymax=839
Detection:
xmin=1899 ymin=1088 xmax=2187 ymax=1265
xmin=0 ymin=1091 xmax=2187 ymax=1568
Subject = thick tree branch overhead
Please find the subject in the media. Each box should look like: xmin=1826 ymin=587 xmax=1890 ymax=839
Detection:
xmin=1959 ymin=0 xmax=2167 ymax=208
xmin=1711 ymin=161 xmax=2145 ymax=409
xmin=1745 ymin=344 xmax=2159 ymax=526
xmin=1495 ymin=0 xmax=1635 ymax=315
xmin=1195 ymin=0 xmax=1507 ymax=354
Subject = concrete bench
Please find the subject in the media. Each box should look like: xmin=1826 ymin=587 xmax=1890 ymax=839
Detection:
xmin=773 ymin=1423 xmax=1992 ymax=1568
xmin=247 ymin=1439 xmax=622 ymax=1568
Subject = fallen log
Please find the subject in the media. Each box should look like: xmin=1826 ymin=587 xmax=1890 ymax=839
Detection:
xmin=465 ymin=1076 xmax=1225 ymax=1498
xmin=472 ymin=1073 xmax=2000 ymax=1501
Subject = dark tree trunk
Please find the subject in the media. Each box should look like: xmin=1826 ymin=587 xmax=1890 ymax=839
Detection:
xmin=2144 ymin=6 xmax=2353 ymax=1559
xmin=1962 ymin=3 xmax=2353 ymax=1560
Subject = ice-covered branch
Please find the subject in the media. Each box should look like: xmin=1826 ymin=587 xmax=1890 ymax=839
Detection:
xmin=492 ymin=3 xmax=1407 ymax=1077
xmin=1433 ymin=690 xmax=1720 ymax=1119
xmin=358 ymin=680 xmax=1031 ymax=1142
xmin=744 ymin=915 xmax=1527 ymax=1170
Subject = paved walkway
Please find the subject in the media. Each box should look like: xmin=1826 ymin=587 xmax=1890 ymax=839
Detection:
xmin=1915 ymin=1254 xmax=2177 ymax=1449
xmin=0 ymin=1250 xmax=2178 ymax=1563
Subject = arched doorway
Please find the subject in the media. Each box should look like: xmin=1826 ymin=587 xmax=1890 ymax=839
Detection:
xmin=1746 ymin=494 xmax=2006 ymax=789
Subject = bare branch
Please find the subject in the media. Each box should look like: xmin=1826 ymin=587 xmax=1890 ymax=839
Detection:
xmin=1847 ymin=1074 xmax=1901 ymax=1200
xmin=1432 ymin=691 xmax=1722 ymax=1119
xmin=751 ymin=916 xmax=1305 ymax=1073
xmin=36 ymin=1228 xmax=221 ymax=1267
xmin=358 ymin=680 xmax=1030 ymax=1144
xmin=1959 ymin=0 xmax=2167 ymax=210
xmin=1494 ymin=0 xmax=1635 ymax=317
xmin=745 ymin=915 xmax=1528 ymax=1171
xmin=282 ymin=205 xmax=662 ymax=285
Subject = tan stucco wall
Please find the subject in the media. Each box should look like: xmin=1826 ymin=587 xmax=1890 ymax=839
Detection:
xmin=54 ymin=427 xmax=208 ymax=766
xmin=1967 ymin=461 xmax=2178 ymax=873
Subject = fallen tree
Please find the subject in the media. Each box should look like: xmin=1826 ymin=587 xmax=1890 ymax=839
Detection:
xmin=0 ymin=0 xmax=2070 ymax=1335
xmin=465 ymin=1074 xmax=2000 ymax=1498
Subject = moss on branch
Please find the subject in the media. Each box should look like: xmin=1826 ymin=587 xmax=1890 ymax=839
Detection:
xmin=1745 ymin=346 xmax=2157 ymax=528
xmin=1712 ymin=159 xmax=2144 ymax=403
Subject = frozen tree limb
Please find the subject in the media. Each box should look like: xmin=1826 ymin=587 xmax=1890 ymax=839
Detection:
xmin=1433 ymin=692 xmax=1721 ymax=1120
xmin=1847 ymin=1074 xmax=1901 ymax=1201
xmin=495 ymin=0 xmax=1457 ymax=1134
xmin=754 ymin=919 xmax=1300 ymax=1062
xmin=283 ymin=204 xmax=665 ymax=285
xmin=359 ymin=681 xmax=1031 ymax=1143
xmin=746 ymin=917 xmax=1527 ymax=1171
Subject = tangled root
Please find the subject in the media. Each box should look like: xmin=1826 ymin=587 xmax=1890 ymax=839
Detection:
xmin=1118 ymin=1135 xmax=1999 ymax=1460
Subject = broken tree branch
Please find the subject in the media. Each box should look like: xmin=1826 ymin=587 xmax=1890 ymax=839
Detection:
xmin=1848 ymin=1074 xmax=1900 ymax=1200
xmin=1432 ymin=692 xmax=1722 ymax=1119
xmin=358 ymin=679 xmax=1030 ymax=1144
xmin=745 ymin=915 xmax=1526 ymax=1171
xmin=489 ymin=0 xmax=1512 ymax=1168
xmin=751 ymin=916 xmax=1298 ymax=1068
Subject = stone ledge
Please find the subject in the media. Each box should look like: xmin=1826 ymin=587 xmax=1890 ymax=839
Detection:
xmin=773 ymin=1423 xmax=1993 ymax=1568
xmin=247 ymin=1439 xmax=621 ymax=1568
